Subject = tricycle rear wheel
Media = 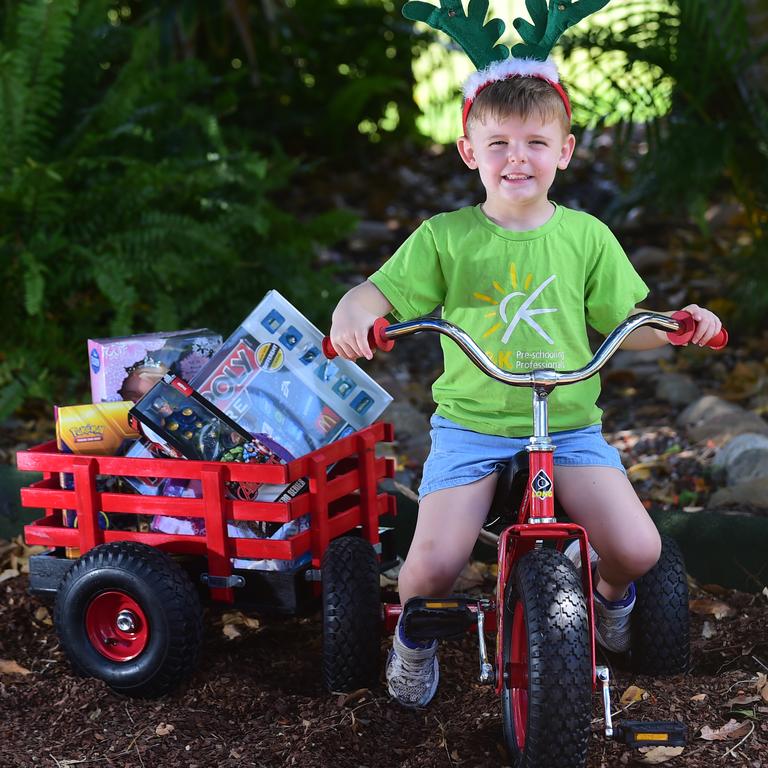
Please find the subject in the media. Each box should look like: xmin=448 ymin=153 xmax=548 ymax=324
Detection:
xmin=501 ymin=548 xmax=592 ymax=768
xmin=631 ymin=534 xmax=690 ymax=675
xmin=54 ymin=541 xmax=203 ymax=698
xmin=321 ymin=535 xmax=381 ymax=692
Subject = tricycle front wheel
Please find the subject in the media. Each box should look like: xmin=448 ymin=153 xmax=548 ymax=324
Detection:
xmin=501 ymin=548 xmax=592 ymax=768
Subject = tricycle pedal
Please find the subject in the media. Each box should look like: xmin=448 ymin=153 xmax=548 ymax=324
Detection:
xmin=402 ymin=595 xmax=477 ymax=641
xmin=613 ymin=720 xmax=687 ymax=747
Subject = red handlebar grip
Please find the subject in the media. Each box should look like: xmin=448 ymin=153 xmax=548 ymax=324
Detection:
xmin=322 ymin=318 xmax=393 ymax=360
xmin=667 ymin=310 xmax=728 ymax=350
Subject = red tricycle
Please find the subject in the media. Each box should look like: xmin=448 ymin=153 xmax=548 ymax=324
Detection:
xmin=17 ymin=422 xmax=398 ymax=698
xmin=324 ymin=309 xmax=727 ymax=767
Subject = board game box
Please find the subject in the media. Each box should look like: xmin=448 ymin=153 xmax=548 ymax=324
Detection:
xmin=191 ymin=290 xmax=392 ymax=457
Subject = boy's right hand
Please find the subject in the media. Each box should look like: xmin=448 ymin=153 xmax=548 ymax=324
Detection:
xmin=329 ymin=280 xmax=394 ymax=361
xmin=329 ymin=304 xmax=380 ymax=361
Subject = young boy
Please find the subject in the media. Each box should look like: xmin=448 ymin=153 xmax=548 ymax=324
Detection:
xmin=328 ymin=74 xmax=722 ymax=709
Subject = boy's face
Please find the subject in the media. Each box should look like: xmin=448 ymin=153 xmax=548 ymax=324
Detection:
xmin=456 ymin=112 xmax=575 ymax=222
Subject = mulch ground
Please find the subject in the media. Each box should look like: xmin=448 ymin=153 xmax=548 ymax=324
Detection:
xmin=1 ymin=572 xmax=767 ymax=768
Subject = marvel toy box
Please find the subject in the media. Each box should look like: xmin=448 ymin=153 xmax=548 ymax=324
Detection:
xmin=191 ymin=290 xmax=392 ymax=457
xmin=88 ymin=329 xmax=222 ymax=404
xmin=128 ymin=373 xmax=305 ymax=507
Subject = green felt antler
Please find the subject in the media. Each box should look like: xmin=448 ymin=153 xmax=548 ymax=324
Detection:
xmin=402 ymin=0 xmax=510 ymax=70
xmin=511 ymin=0 xmax=610 ymax=61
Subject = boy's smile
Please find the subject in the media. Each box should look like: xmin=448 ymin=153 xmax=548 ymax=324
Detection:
xmin=457 ymin=112 xmax=575 ymax=230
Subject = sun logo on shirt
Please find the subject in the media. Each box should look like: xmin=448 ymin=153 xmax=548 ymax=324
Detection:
xmin=473 ymin=263 xmax=559 ymax=345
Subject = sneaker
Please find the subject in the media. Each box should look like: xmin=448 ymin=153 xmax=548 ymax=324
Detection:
xmin=386 ymin=621 xmax=439 ymax=708
xmin=563 ymin=538 xmax=599 ymax=574
xmin=593 ymin=582 xmax=636 ymax=654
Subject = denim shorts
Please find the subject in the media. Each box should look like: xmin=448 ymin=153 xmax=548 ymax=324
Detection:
xmin=418 ymin=413 xmax=625 ymax=500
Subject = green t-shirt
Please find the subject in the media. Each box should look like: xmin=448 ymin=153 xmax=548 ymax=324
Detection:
xmin=368 ymin=204 xmax=648 ymax=437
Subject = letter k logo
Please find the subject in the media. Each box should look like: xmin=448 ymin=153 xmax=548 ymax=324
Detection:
xmin=498 ymin=275 xmax=558 ymax=344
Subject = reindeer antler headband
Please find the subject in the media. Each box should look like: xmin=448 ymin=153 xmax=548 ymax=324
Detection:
xmin=402 ymin=0 xmax=610 ymax=134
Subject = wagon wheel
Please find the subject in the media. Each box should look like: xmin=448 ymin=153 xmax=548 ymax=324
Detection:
xmin=321 ymin=536 xmax=381 ymax=692
xmin=54 ymin=541 xmax=203 ymax=698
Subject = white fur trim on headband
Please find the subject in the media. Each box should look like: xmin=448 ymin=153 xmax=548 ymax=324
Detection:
xmin=462 ymin=57 xmax=560 ymax=101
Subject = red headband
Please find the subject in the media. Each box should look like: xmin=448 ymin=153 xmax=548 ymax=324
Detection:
xmin=462 ymin=74 xmax=572 ymax=136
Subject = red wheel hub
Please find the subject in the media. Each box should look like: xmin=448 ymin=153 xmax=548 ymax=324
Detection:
xmin=508 ymin=607 xmax=529 ymax=748
xmin=85 ymin=591 xmax=149 ymax=662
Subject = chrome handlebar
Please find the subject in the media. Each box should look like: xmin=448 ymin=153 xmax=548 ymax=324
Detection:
xmin=382 ymin=311 xmax=681 ymax=391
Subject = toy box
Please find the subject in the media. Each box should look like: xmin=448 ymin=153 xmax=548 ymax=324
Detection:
xmin=55 ymin=401 xmax=141 ymax=554
xmin=191 ymin=290 xmax=392 ymax=457
xmin=88 ymin=329 xmax=222 ymax=404
xmin=128 ymin=373 xmax=304 ymax=506
xmin=123 ymin=437 xmax=310 ymax=572
xmin=56 ymin=401 xmax=139 ymax=457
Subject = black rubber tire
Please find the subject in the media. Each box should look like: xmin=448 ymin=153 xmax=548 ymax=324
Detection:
xmin=54 ymin=542 xmax=203 ymax=698
xmin=502 ymin=548 xmax=592 ymax=768
xmin=631 ymin=535 xmax=690 ymax=675
xmin=321 ymin=536 xmax=381 ymax=692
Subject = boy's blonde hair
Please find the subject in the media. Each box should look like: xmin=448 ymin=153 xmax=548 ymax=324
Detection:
xmin=465 ymin=76 xmax=571 ymax=136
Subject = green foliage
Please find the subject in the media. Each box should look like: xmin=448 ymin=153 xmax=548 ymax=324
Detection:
xmin=132 ymin=0 xmax=426 ymax=151
xmin=560 ymin=0 xmax=768 ymax=328
xmin=560 ymin=0 xmax=768 ymax=218
xmin=0 ymin=1 xmax=356 ymax=418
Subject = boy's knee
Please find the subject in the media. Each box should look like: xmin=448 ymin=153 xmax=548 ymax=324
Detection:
xmin=399 ymin=556 xmax=456 ymax=598
xmin=619 ymin=530 xmax=661 ymax=579
xmin=600 ymin=528 xmax=661 ymax=582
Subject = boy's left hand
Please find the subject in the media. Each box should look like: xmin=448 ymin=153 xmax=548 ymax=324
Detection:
xmin=679 ymin=304 xmax=723 ymax=346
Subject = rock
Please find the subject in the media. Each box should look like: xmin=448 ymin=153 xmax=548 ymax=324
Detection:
xmin=385 ymin=400 xmax=432 ymax=465
xmin=655 ymin=372 xmax=701 ymax=405
xmin=629 ymin=246 xmax=670 ymax=272
xmin=676 ymin=396 xmax=768 ymax=443
xmin=352 ymin=220 xmax=397 ymax=243
xmin=713 ymin=433 xmax=768 ymax=469
xmin=610 ymin=345 xmax=675 ymax=378
xmin=726 ymin=448 xmax=768 ymax=486
xmin=708 ymin=476 xmax=768 ymax=509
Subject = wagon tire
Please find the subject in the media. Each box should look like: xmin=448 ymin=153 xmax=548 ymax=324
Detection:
xmin=501 ymin=548 xmax=592 ymax=768
xmin=321 ymin=536 xmax=381 ymax=692
xmin=631 ymin=535 xmax=690 ymax=675
xmin=54 ymin=541 xmax=203 ymax=698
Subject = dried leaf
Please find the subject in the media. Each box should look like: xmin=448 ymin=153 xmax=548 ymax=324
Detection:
xmin=699 ymin=719 xmax=751 ymax=741
xmin=0 ymin=568 xmax=19 ymax=584
xmin=155 ymin=722 xmax=175 ymax=736
xmin=222 ymin=624 xmax=241 ymax=640
xmin=221 ymin=611 xmax=260 ymax=630
xmin=336 ymin=688 xmax=370 ymax=708
xmin=634 ymin=745 xmax=685 ymax=764
xmin=690 ymin=693 xmax=708 ymax=703
xmin=0 ymin=659 xmax=31 ymax=676
xmin=756 ymin=673 xmax=768 ymax=703
xmin=34 ymin=606 xmax=52 ymax=626
xmin=688 ymin=599 xmax=736 ymax=620
xmin=726 ymin=694 xmax=760 ymax=707
xmin=620 ymin=685 xmax=648 ymax=706
xmin=701 ymin=621 xmax=715 ymax=639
